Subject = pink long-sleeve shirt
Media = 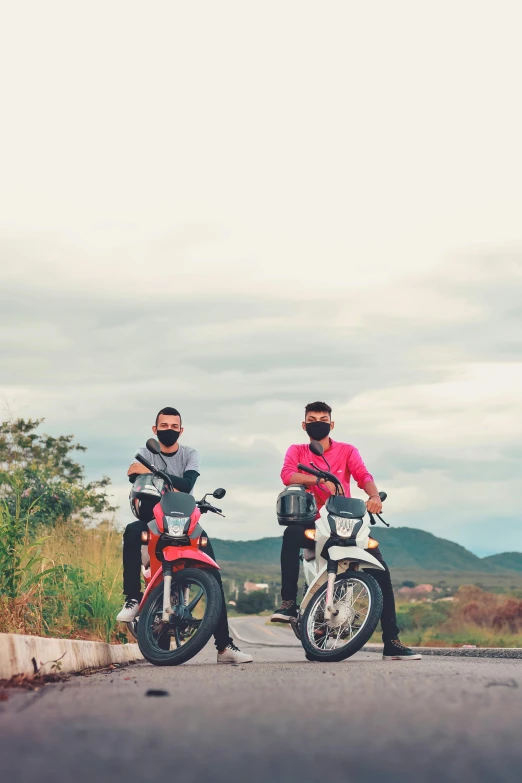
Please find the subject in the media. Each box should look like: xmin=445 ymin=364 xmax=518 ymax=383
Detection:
xmin=280 ymin=440 xmax=374 ymax=510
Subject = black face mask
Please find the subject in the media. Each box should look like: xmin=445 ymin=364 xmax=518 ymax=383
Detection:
xmin=156 ymin=429 xmax=180 ymax=448
xmin=305 ymin=421 xmax=331 ymax=441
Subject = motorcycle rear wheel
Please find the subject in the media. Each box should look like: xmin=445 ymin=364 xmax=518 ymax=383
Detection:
xmin=300 ymin=571 xmax=383 ymax=662
xmin=137 ymin=568 xmax=223 ymax=666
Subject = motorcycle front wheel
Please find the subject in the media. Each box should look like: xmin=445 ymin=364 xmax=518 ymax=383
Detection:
xmin=300 ymin=571 xmax=383 ymax=662
xmin=137 ymin=567 xmax=223 ymax=666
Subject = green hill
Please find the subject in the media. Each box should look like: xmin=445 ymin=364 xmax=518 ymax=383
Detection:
xmin=212 ymin=527 xmax=518 ymax=573
xmin=482 ymin=552 xmax=522 ymax=572
xmin=212 ymin=536 xmax=282 ymax=565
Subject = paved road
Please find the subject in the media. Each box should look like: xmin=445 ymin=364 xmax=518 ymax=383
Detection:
xmin=1 ymin=626 xmax=522 ymax=783
xmin=230 ymin=614 xmax=301 ymax=646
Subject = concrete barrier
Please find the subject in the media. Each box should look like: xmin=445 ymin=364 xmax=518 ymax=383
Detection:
xmin=0 ymin=632 xmax=144 ymax=679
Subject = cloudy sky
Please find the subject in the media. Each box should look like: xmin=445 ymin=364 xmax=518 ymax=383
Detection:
xmin=1 ymin=2 xmax=521 ymax=556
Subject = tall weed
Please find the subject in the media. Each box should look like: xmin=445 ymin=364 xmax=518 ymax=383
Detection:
xmin=396 ymin=585 xmax=522 ymax=647
xmin=0 ymin=516 xmax=127 ymax=643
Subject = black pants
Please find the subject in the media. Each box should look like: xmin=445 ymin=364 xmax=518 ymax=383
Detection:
xmin=280 ymin=524 xmax=400 ymax=642
xmin=122 ymin=520 xmax=233 ymax=651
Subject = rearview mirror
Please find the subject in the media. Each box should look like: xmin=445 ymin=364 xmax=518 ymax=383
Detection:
xmin=146 ymin=438 xmax=161 ymax=455
xmin=309 ymin=440 xmax=324 ymax=456
xmin=213 ymin=488 xmax=226 ymax=500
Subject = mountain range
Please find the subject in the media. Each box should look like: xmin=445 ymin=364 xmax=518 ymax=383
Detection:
xmin=212 ymin=527 xmax=522 ymax=573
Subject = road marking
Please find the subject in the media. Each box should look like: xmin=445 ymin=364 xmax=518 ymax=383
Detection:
xmin=256 ymin=625 xmax=278 ymax=637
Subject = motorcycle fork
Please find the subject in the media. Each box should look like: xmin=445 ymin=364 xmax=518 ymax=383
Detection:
xmin=162 ymin=565 xmax=173 ymax=622
xmin=324 ymin=560 xmax=339 ymax=622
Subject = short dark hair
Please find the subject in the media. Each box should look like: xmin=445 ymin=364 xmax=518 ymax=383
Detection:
xmin=156 ymin=407 xmax=182 ymax=426
xmin=305 ymin=401 xmax=332 ymax=417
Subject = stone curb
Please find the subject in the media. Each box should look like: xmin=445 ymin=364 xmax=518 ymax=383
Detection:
xmin=0 ymin=632 xmax=144 ymax=679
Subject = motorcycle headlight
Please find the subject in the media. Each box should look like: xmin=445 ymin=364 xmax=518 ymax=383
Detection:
xmin=165 ymin=516 xmax=190 ymax=537
xmin=331 ymin=515 xmax=359 ymax=539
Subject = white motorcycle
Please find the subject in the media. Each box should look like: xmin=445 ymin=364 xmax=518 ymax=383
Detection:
xmin=279 ymin=441 xmax=389 ymax=662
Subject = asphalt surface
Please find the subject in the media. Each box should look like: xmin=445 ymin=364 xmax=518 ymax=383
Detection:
xmin=1 ymin=622 xmax=522 ymax=783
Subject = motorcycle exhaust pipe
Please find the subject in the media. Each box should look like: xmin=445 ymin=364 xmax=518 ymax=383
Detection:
xmin=324 ymin=560 xmax=338 ymax=622
xmin=162 ymin=566 xmax=173 ymax=622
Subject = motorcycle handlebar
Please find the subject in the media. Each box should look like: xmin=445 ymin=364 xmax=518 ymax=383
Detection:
xmin=297 ymin=463 xmax=342 ymax=487
xmin=297 ymin=464 xmax=387 ymax=501
xmin=135 ymin=453 xmax=154 ymax=472
xmin=134 ymin=453 xmax=172 ymax=490
xmin=297 ymin=463 xmax=322 ymax=479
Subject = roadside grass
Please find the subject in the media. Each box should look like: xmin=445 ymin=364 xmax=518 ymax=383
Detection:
xmin=374 ymin=585 xmax=522 ymax=648
xmin=0 ymin=517 xmax=127 ymax=643
xmin=264 ymin=584 xmax=522 ymax=648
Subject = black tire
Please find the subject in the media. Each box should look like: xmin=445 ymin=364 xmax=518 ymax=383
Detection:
xmin=137 ymin=568 xmax=223 ymax=666
xmin=300 ymin=570 xmax=383 ymax=663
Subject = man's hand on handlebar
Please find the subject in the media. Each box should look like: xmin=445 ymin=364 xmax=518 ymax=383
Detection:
xmin=127 ymin=462 xmax=151 ymax=476
xmin=318 ymin=479 xmax=338 ymax=495
xmin=366 ymin=495 xmax=383 ymax=514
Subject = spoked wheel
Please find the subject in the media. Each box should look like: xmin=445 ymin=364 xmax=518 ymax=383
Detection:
xmin=137 ymin=568 xmax=223 ymax=666
xmin=300 ymin=571 xmax=383 ymax=662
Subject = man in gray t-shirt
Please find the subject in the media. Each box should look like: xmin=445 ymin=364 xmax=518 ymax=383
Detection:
xmin=133 ymin=442 xmax=201 ymax=493
xmin=116 ymin=406 xmax=252 ymax=665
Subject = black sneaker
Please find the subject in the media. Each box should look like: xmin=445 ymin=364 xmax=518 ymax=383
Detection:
xmin=383 ymin=638 xmax=422 ymax=660
xmin=270 ymin=600 xmax=298 ymax=623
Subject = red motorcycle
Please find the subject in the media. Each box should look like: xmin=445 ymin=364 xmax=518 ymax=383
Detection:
xmin=128 ymin=439 xmax=225 ymax=666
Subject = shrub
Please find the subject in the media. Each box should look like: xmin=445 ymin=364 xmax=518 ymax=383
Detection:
xmin=236 ymin=590 xmax=273 ymax=614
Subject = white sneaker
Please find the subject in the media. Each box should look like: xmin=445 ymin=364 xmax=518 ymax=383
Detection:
xmin=116 ymin=598 xmax=140 ymax=622
xmin=217 ymin=643 xmax=253 ymax=664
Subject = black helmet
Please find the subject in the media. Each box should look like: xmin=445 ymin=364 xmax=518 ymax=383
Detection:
xmin=129 ymin=475 xmax=163 ymax=522
xmin=276 ymin=485 xmax=317 ymax=527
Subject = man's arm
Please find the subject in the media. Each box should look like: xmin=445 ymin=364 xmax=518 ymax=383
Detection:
xmin=165 ymin=449 xmax=200 ymax=494
xmin=128 ymin=461 xmax=150 ymax=483
xmin=128 ymin=462 xmax=150 ymax=476
xmin=166 ymin=470 xmax=200 ymax=493
xmin=280 ymin=445 xmax=336 ymax=493
xmin=347 ymin=447 xmax=382 ymax=513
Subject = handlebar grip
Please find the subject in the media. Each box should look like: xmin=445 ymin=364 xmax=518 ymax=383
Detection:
xmin=297 ymin=463 xmax=323 ymax=478
xmin=379 ymin=491 xmax=387 ymax=502
xmin=135 ymin=453 xmax=154 ymax=472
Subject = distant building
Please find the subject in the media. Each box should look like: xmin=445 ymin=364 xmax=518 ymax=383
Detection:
xmin=243 ymin=581 xmax=269 ymax=594
xmin=397 ymin=584 xmax=434 ymax=596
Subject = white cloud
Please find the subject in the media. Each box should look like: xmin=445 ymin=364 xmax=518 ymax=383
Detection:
xmin=1 ymin=2 xmax=521 ymax=554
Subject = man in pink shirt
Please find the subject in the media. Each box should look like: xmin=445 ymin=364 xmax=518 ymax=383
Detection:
xmin=271 ymin=401 xmax=421 ymax=661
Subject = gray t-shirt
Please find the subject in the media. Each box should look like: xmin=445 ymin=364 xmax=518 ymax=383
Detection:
xmin=135 ymin=444 xmax=200 ymax=494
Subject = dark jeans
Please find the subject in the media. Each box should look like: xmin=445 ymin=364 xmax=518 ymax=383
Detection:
xmin=122 ymin=520 xmax=233 ymax=651
xmin=280 ymin=524 xmax=400 ymax=642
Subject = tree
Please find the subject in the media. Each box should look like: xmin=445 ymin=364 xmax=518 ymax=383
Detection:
xmin=236 ymin=590 xmax=273 ymax=615
xmin=0 ymin=417 xmax=115 ymax=527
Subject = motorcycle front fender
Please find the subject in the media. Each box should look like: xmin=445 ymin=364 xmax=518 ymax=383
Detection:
xmin=328 ymin=545 xmax=385 ymax=570
xmin=300 ymin=546 xmax=385 ymax=613
xmin=138 ymin=549 xmax=220 ymax=610
xmin=161 ymin=546 xmax=220 ymax=570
